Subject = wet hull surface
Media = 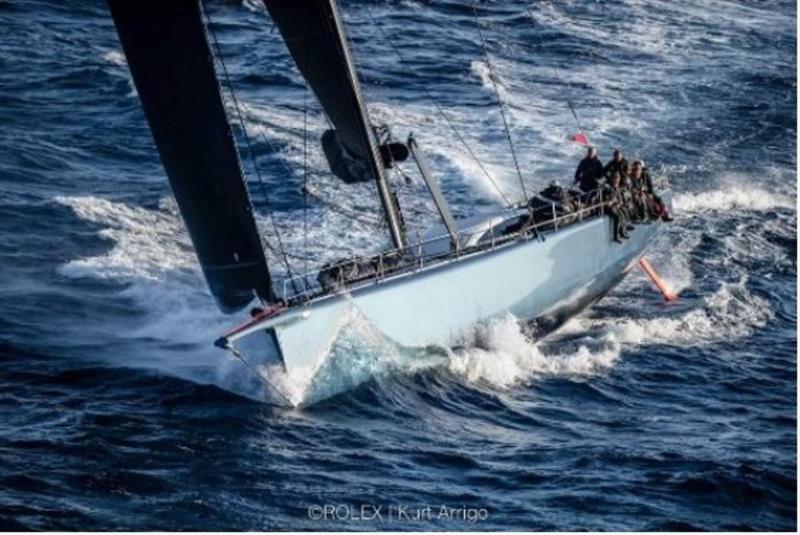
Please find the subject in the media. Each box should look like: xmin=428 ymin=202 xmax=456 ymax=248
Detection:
xmin=238 ymin=215 xmax=662 ymax=405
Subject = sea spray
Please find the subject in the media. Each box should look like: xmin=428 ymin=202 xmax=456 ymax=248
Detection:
xmin=55 ymin=195 xmax=194 ymax=281
xmin=446 ymin=313 xmax=622 ymax=389
xmin=673 ymin=185 xmax=793 ymax=213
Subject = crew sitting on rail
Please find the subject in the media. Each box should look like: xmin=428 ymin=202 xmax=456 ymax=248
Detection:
xmin=605 ymin=171 xmax=630 ymax=243
xmin=619 ymin=173 xmax=639 ymax=229
xmin=604 ymin=149 xmax=629 ymax=181
xmin=625 ymin=161 xmax=649 ymax=221
xmin=630 ymin=160 xmax=673 ymax=222
xmin=574 ymin=146 xmax=604 ymax=194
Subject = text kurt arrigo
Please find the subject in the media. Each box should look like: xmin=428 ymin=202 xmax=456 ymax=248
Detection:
xmin=307 ymin=503 xmax=489 ymax=524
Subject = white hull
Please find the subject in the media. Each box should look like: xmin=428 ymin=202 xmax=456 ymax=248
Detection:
xmin=223 ymin=212 xmax=664 ymax=405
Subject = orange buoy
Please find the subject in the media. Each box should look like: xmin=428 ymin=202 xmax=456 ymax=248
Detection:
xmin=638 ymin=257 xmax=678 ymax=302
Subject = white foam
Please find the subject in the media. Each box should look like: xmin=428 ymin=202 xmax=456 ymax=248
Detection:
xmin=55 ymin=195 xmax=195 ymax=282
xmin=242 ymin=0 xmax=265 ymax=13
xmin=442 ymin=269 xmax=773 ymax=393
xmin=446 ymin=314 xmax=621 ymax=389
xmin=471 ymin=59 xmax=511 ymax=104
xmin=599 ymin=271 xmax=772 ymax=345
xmin=103 ymin=50 xmax=126 ymax=66
xmin=275 ymin=308 xmax=626 ymax=405
xmin=673 ymin=186 xmax=793 ymax=213
xmin=53 ymin=195 xmax=242 ymax=384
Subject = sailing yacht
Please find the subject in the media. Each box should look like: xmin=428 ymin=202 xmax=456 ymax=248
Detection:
xmin=107 ymin=0 xmax=670 ymax=405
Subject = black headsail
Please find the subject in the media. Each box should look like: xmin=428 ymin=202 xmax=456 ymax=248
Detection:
xmin=107 ymin=0 xmax=276 ymax=313
xmin=262 ymin=0 xmax=407 ymax=250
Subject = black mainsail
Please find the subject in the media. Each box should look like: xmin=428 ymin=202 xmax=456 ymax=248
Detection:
xmin=107 ymin=0 xmax=276 ymax=313
xmin=262 ymin=0 xmax=407 ymax=249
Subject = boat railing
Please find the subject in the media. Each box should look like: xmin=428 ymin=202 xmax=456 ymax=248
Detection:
xmin=279 ymin=215 xmax=515 ymax=301
xmin=280 ymin=178 xmax=670 ymax=302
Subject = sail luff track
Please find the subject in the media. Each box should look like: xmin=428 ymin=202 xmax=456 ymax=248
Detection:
xmin=107 ymin=0 xmax=276 ymax=312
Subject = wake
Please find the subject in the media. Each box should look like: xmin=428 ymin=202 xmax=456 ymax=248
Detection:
xmin=673 ymin=185 xmax=793 ymax=213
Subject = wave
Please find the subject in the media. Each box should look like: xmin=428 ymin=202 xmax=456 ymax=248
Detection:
xmin=605 ymin=277 xmax=771 ymax=346
xmin=448 ymin=268 xmax=770 ymax=389
xmin=673 ymin=185 xmax=794 ymax=213
xmin=446 ymin=314 xmax=621 ymax=389
xmin=471 ymin=59 xmax=511 ymax=104
xmin=54 ymin=195 xmax=194 ymax=282
xmin=102 ymin=50 xmax=126 ymax=66
xmin=242 ymin=0 xmax=265 ymax=13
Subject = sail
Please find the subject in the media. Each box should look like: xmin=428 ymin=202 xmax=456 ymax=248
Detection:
xmin=107 ymin=0 xmax=276 ymax=313
xmin=262 ymin=0 xmax=373 ymax=166
xmin=262 ymin=0 xmax=406 ymax=248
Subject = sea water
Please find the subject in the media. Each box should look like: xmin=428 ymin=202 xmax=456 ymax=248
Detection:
xmin=0 ymin=0 xmax=795 ymax=529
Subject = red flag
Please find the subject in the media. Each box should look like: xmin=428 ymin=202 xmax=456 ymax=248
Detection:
xmin=569 ymin=132 xmax=590 ymax=145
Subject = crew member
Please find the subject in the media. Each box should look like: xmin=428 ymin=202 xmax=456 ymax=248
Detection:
xmin=631 ymin=160 xmax=673 ymax=222
xmin=604 ymin=149 xmax=628 ymax=180
xmin=606 ymin=171 xmax=630 ymax=243
xmin=619 ymin=173 xmax=638 ymax=227
xmin=574 ymin=146 xmax=604 ymax=194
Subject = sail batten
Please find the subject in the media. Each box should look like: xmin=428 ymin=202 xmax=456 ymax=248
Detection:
xmin=107 ymin=0 xmax=276 ymax=313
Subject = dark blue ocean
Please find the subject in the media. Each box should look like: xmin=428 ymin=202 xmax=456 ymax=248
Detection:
xmin=0 ymin=0 xmax=796 ymax=530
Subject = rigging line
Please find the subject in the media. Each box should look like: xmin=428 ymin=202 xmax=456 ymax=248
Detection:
xmin=363 ymin=5 xmax=514 ymax=208
xmin=393 ymin=161 xmax=414 ymax=186
xmin=224 ymin=344 xmax=293 ymax=407
xmin=472 ymin=1 xmax=527 ymax=202
xmin=255 ymin=12 xmax=346 ymax=189
xmin=204 ymin=8 xmax=293 ymax=274
xmin=567 ymin=101 xmax=586 ymax=136
xmin=201 ymin=4 xmax=298 ymax=287
xmin=263 ymin=240 xmax=317 ymax=263
xmin=526 ymin=8 xmax=588 ymax=141
xmin=303 ymin=184 xmax=384 ymax=227
xmin=302 ymin=42 xmax=310 ymax=291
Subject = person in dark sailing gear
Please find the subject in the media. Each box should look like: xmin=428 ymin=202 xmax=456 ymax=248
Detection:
xmin=628 ymin=161 xmax=649 ymax=220
xmin=631 ymin=160 xmax=673 ymax=222
xmin=631 ymin=160 xmax=652 ymax=193
xmin=619 ymin=171 xmax=646 ymax=224
xmin=604 ymin=149 xmax=628 ymax=180
xmin=605 ymin=171 xmax=629 ymax=243
xmin=618 ymin=173 xmax=638 ymax=229
xmin=574 ymin=146 xmax=604 ymax=194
